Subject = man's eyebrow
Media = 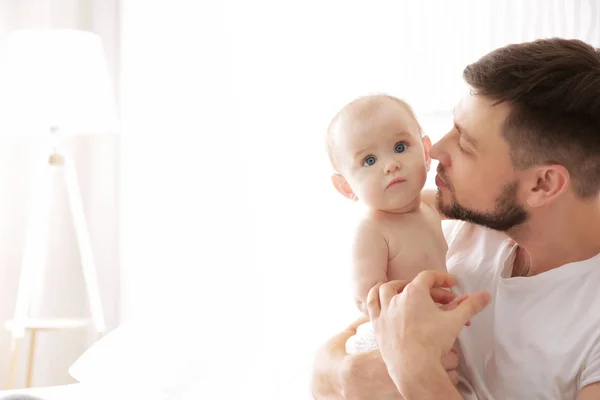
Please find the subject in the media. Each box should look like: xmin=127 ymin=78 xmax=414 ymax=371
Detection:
xmin=452 ymin=108 xmax=478 ymax=148
xmin=454 ymin=122 xmax=478 ymax=148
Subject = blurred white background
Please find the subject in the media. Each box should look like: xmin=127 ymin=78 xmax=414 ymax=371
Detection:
xmin=0 ymin=0 xmax=599 ymax=397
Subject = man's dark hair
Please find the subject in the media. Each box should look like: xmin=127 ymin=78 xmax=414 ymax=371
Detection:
xmin=464 ymin=38 xmax=600 ymax=198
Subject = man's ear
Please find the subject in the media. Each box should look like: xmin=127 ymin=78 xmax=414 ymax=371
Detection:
xmin=524 ymin=165 xmax=570 ymax=208
xmin=422 ymin=135 xmax=432 ymax=171
xmin=331 ymin=173 xmax=357 ymax=201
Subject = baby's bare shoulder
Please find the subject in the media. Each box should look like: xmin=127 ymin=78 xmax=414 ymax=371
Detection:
xmin=351 ymin=216 xmax=390 ymax=259
xmin=353 ymin=215 xmax=387 ymax=242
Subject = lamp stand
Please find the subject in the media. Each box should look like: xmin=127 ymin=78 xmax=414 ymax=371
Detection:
xmin=5 ymin=128 xmax=106 ymax=389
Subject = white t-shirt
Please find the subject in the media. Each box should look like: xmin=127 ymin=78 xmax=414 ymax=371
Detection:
xmin=443 ymin=220 xmax=600 ymax=400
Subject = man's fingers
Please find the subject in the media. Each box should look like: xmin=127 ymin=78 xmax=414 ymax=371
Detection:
xmin=366 ymin=282 xmax=385 ymax=319
xmin=452 ymin=291 xmax=491 ymax=326
xmin=413 ymin=270 xmax=457 ymax=290
xmin=379 ymin=280 xmax=409 ymax=311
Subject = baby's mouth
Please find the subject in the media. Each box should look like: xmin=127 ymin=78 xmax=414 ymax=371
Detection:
xmin=386 ymin=177 xmax=407 ymax=189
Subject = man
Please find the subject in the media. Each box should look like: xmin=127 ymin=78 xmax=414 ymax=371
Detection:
xmin=311 ymin=38 xmax=600 ymax=399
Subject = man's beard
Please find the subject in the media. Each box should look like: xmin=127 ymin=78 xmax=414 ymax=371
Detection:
xmin=436 ymin=179 xmax=529 ymax=232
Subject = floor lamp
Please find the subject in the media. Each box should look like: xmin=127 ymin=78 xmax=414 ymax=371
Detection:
xmin=1 ymin=29 xmax=119 ymax=389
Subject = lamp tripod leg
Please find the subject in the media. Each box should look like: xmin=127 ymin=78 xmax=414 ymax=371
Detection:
xmin=62 ymin=151 xmax=106 ymax=336
xmin=5 ymin=151 xmax=56 ymax=389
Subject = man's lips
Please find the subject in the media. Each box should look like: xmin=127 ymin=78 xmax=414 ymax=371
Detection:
xmin=387 ymin=177 xmax=407 ymax=189
xmin=435 ymin=174 xmax=448 ymax=189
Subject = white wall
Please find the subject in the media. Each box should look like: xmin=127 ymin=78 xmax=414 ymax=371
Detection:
xmin=0 ymin=0 xmax=120 ymax=388
xmin=119 ymin=2 xmax=267 ymax=397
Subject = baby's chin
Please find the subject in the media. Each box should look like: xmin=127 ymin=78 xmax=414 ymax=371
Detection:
xmin=364 ymin=195 xmax=423 ymax=214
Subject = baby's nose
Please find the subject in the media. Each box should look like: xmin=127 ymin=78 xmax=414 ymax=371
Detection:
xmin=385 ymin=162 xmax=401 ymax=174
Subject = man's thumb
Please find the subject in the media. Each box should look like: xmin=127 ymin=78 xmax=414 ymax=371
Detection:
xmin=454 ymin=291 xmax=491 ymax=325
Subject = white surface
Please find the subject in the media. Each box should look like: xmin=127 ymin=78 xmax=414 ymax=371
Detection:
xmin=67 ymin=321 xmax=276 ymax=400
xmin=0 ymin=384 xmax=90 ymax=399
xmin=0 ymin=383 xmax=163 ymax=400
xmin=68 ymin=323 xmax=169 ymax=385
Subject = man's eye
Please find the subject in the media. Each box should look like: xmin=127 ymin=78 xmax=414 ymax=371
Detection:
xmin=394 ymin=142 xmax=407 ymax=153
xmin=362 ymin=156 xmax=377 ymax=166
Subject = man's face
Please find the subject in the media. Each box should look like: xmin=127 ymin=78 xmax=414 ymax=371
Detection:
xmin=429 ymin=92 xmax=528 ymax=231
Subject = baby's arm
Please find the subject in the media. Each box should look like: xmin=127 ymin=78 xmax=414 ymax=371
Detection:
xmin=352 ymin=220 xmax=389 ymax=314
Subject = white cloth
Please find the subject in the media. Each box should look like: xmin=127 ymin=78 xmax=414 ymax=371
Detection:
xmin=345 ymin=321 xmax=378 ymax=354
xmin=444 ymin=219 xmax=600 ymax=400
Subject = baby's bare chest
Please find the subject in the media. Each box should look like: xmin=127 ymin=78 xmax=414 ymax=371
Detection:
xmin=383 ymin=216 xmax=448 ymax=281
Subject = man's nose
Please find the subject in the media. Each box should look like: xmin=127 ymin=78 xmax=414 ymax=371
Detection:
xmin=385 ymin=161 xmax=401 ymax=174
xmin=429 ymin=130 xmax=454 ymax=161
xmin=429 ymin=140 xmax=441 ymax=160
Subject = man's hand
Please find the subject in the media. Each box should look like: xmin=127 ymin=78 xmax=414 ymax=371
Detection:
xmin=311 ymin=281 xmax=464 ymax=400
xmin=337 ymin=347 xmax=461 ymax=400
xmin=367 ymin=271 xmax=491 ymax=398
xmin=311 ymin=322 xmax=461 ymax=400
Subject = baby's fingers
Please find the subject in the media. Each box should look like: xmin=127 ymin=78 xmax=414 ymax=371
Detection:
xmin=440 ymin=294 xmax=472 ymax=326
xmin=432 ymin=288 xmax=457 ymax=305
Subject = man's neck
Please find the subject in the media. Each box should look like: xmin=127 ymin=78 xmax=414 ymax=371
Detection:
xmin=509 ymin=199 xmax=600 ymax=276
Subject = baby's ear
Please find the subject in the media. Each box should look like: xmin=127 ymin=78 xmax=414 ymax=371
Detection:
xmin=422 ymin=135 xmax=432 ymax=171
xmin=331 ymin=174 xmax=358 ymax=201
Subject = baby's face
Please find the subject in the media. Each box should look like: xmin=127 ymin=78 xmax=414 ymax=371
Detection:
xmin=333 ymin=101 xmax=429 ymax=212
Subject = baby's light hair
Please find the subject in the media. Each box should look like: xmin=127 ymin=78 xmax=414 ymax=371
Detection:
xmin=325 ymin=94 xmax=423 ymax=172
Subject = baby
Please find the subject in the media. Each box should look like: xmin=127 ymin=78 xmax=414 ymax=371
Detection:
xmin=326 ymin=94 xmax=448 ymax=354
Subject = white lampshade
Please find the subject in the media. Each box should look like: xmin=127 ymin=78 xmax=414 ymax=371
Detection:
xmin=1 ymin=29 xmax=119 ymax=136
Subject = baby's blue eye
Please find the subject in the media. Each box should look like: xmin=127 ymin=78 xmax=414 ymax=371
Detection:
xmin=363 ymin=156 xmax=377 ymax=166
xmin=395 ymin=143 xmax=407 ymax=153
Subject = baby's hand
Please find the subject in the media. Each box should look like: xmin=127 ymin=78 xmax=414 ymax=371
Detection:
xmin=356 ymin=298 xmax=369 ymax=316
xmin=440 ymin=294 xmax=471 ymax=326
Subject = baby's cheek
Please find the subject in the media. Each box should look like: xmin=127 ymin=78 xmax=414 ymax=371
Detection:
xmin=410 ymin=163 xmax=428 ymax=186
xmin=363 ymin=182 xmax=383 ymax=201
xmin=367 ymin=183 xmax=389 ymax=208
